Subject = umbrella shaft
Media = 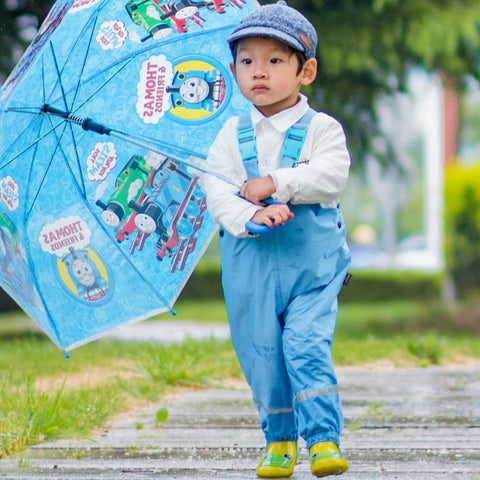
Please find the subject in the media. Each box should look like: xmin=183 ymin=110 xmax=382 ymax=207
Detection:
xmin=42 ymin=104 xmax=111 ymax=135
xmin=41 ymin=105 xmax=239 ymax=188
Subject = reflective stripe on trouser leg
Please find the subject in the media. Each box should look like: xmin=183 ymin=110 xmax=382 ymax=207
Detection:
xmin=223 ymin=259 xmax=298 ymax=443
xmin=282 ymin=262 xmax=349 ymax=448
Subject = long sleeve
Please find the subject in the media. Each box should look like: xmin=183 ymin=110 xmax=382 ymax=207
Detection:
xmin=200 ymin=117 xmax=262 ymax=237
xmin=270 ymin=113 xmax=351 ymax=206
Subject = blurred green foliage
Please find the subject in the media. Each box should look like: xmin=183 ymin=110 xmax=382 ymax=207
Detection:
xmin=176 ymin=263 xmax=444 ymax=303
xmin=444 ymin=162 xmax=480 ymax=298
xmin=277 ymin=0 xmax=480 ymax=166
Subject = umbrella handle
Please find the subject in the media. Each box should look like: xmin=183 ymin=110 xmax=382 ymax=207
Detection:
xmin=245 ymin=197 xmax=283 ymax=235
xmin=245 ymin=219 xmax=281 ymax=235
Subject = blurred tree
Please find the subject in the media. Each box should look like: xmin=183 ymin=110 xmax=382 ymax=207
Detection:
xmin=286 ymin=0 xmax=480 ymax=166
xmin=0 ymin=0 xmax=54 ymax=82
xmin=2 ymin=0 xmax=480 ymax=164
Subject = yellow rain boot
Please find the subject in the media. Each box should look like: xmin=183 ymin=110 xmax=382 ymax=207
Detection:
xmin=256 ymin=440 xmax=297 ymax=478
xmin=310 ymin=441 xmax=349 ymax=477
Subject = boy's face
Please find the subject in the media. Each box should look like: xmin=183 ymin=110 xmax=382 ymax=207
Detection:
xmin=230 ymin=36 xmax=317 ymax=117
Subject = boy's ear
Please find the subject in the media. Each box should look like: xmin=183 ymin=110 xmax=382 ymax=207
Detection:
xmin=300 ymin=58 xmax=317 ymax=86
xmin=230 ymin=62 xmax=237 ymax=81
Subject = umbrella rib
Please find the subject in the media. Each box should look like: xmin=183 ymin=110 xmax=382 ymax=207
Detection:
xmin=110 ymin=129 xmax=240 ymax=187
xmin=46 ymin=40 xmax=92 ymax=195
xmin=0 ymin=109 xmax=73 ymax=170
xmin=46 ymin=3 xmax=101 ymax=112
xmin=0 ymin=109 xmax=45 ymax=169
xmin=46 ymin=22 xmax=237 ymax=114
xmin=26 ymin=122 xmax=68 ymax=218
xmin=49 ymin=41 xmax=70 ymax=113
xmin=72 ymin=60 xmax=134 ymax=116
xmin=69 ymin=6 xmax=102 ymax=112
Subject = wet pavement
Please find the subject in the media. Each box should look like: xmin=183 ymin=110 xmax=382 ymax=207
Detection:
xmin=1 ymin=322 xmax=480 ymax=479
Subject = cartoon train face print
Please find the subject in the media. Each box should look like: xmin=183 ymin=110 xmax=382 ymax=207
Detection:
xmin=167 ymin=67 xmax=225 ymax=115
xmin=96 ymin=152 xmax=206 ymax=272
xmin=95 ymin=154 xmax=156 ymax=229
xmin=60 ymin=247 xmax=109 ymax=302
xmin=39 ymin=216 xmax=111 ymax=305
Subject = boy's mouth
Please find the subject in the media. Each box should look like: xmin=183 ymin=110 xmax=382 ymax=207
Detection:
xmin=252 ymin=84 xmax=268 ymax=91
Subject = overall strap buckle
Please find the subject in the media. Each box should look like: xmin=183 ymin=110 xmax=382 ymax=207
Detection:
xmin=237 ymin=115 xmax=257 ymax=162
xmin=280 ymin=108 xmax=316 ymax=167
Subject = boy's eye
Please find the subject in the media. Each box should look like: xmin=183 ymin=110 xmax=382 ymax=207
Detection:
xmin=270 ymin=58 xmax=282 ymax=64
xmin=240 ymin=58 xmax=252 ymax=65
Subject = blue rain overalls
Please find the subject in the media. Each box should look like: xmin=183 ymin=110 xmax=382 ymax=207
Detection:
xmin=219 ymin=109 xmax=351 ymax=448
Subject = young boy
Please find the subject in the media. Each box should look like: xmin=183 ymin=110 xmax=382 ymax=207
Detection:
xmin=201 ymin=1 xmax=351 ymax=477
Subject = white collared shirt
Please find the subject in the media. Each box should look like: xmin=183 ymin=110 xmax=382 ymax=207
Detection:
xmin=200 ymin=94 xmax=351 ymax=237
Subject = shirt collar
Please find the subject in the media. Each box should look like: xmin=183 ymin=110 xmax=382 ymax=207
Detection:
xmin=250 ymin=94 xmax=310 ymax=132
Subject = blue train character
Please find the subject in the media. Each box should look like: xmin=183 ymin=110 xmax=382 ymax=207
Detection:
xmin=128 ymin=161 xmax=201 ymax=259
xmin=61 ymin=247 xmax=108 ymax=302
xmin=161 ymin=0 xmax=228 ymax=19
xmin=162 ymin=0 xmax=206 ymax=19
xmin=167 ymin=67 xmax=225 ymax=114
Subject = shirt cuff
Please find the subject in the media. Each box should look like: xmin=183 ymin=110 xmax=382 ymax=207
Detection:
xmin=225 ymin=205 xmax=263 ymax=238
xmin=270 ymin=169 xmax=297 ymax=204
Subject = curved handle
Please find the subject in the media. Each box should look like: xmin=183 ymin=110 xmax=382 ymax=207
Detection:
xmin=245 ymin=197 xmax=282 ymax=235
xmin=245 ymin=219 xmax=280 ymax=235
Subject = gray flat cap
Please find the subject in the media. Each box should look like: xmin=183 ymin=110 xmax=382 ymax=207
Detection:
xmin=228 ymin=1 xmax=317 ymax=59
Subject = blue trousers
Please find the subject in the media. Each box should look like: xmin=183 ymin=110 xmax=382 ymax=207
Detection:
xmin=219 ymin=204 xmax=350 ymax=448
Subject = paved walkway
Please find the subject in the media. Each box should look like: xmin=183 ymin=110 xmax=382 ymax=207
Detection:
xmin=1 ymin=323 xmax=480 ymax=479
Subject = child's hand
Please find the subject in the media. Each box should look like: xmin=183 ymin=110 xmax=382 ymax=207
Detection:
xmin=240 ymin=176 xmax=276 ymax=205
xmin=251 ymin=204 xmax=294 ymax=229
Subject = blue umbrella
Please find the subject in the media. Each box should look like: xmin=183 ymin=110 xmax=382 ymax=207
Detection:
xmin=0 ymin=0 xmax=257 ymax=355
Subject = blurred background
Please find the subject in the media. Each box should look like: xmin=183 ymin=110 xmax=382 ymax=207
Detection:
xmin=1 ymin=0 xmax=480 ymax=305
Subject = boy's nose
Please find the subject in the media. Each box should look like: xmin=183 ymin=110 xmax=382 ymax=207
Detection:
xmin=253 ymin=67 xmax=267 ymax=79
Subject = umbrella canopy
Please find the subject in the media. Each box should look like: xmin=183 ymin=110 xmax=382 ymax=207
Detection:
xmin=0 ymin=0 xmax=257 ymax=354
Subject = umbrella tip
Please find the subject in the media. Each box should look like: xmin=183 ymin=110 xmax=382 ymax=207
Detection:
xmin=63 ymin=351 xmax=70 ymax=360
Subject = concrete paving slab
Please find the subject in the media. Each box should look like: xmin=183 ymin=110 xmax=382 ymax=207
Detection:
xmin=1 ymin=365 xmax=480 ymax=479
xmin=1 ymin=322 xmax=479 ymax=479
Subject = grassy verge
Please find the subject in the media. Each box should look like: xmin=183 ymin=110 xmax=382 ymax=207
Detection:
xmin=1 ymin=298 xmax=479 ymax=458
xmin=0 ymin=331 xmax=242 ymax=459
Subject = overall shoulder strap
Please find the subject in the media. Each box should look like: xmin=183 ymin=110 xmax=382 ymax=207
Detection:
xmin=280 ymin=107 xmax=316 ymax=167
xmin=237 ymin=114 xmax=260 ymax=179
xmin=237 ymin=108 xmax=317 ymax=177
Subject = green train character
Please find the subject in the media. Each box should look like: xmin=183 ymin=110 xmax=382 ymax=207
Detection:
xmin=125 ymin=0 xmax=174 ymax=41
xmin=96 ymin=154 xmax=158 ymax=231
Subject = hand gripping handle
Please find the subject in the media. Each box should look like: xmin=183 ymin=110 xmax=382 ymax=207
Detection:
xmin=245 ymin=198 xmax=282 ymax=235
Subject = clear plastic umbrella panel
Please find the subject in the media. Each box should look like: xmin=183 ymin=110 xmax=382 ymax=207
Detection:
xmin=0 ymin=0 xmax=256 ymax=354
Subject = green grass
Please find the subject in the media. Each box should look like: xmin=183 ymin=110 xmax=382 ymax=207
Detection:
xmin=1 ymin=298 xmax=480 ymax=458
xmin=161 ymin=299 xmax=228 ymax=323
xmin=0 ymin=325 xmax=242 ymax=458
xmin=0 ymin=373 xmax=125 ymax=456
